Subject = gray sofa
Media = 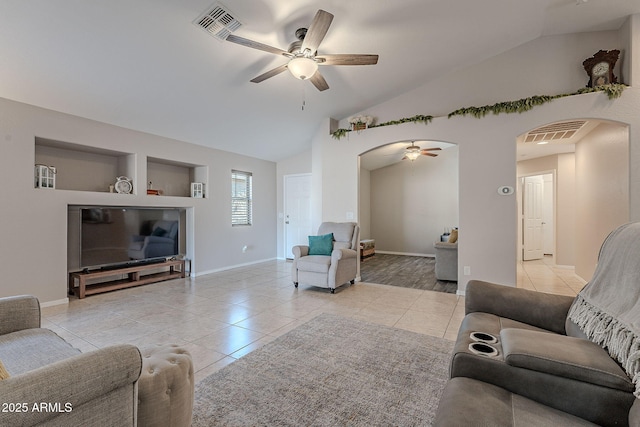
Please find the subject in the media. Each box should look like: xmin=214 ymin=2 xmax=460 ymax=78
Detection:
xmin=436 ymin=376 xmax=640 ymax=426
xmin=433 ymin=241 xmax=457 ymax=281
xmin=435 ymin=222 xmax=640 ymax=426
xmin=128 ymin=219 xmax=179 ymax=260
xmin=0 ymin=295 xmax=142 ymax=426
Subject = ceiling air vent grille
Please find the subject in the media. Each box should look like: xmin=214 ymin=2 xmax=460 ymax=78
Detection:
xmin=524 ymin=120 xmax=587 ymax=143
xmin=194 ymin=3 xmax=242 ymax=41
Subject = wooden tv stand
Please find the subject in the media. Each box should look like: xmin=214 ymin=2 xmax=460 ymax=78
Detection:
xmin=68 ymin=259 xmax=186 ymax=299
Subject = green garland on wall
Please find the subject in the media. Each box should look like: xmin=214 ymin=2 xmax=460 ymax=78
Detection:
xmin=330 ymin=83 xmax=626 ymax=140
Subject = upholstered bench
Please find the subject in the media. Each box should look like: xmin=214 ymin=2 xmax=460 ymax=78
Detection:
xmin=138 ymin=344 xmax=194 ymax=427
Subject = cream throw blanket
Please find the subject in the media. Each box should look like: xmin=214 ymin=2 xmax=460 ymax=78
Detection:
xmin=568 ymin=222 xmax=640 ymax=397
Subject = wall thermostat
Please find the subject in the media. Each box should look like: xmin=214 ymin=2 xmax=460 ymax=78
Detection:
xmin=497 ymin=186 xmax=514 ymax=195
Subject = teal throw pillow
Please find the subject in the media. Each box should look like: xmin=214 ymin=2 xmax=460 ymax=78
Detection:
xmin=308 ymin=233 xmax=334 ymax=256
xmin=151 ymin=227 xmax=167 ymax=237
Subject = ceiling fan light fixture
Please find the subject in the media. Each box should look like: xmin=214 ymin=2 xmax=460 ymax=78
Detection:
xmin=288 ymin=56 xmax=318 ymax=80
xmin=405 ymin=144 xmax=421 ymax=161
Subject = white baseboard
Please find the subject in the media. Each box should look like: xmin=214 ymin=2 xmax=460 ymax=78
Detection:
xmin=456 ymin=289 xmax=466 ymax=297
xmin=194 ymin=257 xmax=278 ymax=277
xmin=41 ymin=298 xmax=69 ymax=308
xmin=375 ymin=250 xmax=435 ymax=258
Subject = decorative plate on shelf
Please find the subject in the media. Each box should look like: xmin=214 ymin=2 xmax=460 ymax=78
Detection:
xmin=114 ymin=176 xmax=133 ymax=194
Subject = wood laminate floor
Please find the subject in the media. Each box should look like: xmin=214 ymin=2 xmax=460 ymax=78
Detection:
xmin=360 ymin=254 xmax=457 ymax=294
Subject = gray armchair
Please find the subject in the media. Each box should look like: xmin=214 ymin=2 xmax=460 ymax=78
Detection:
xmin=128 ymin=219 xmax=178 ymax=260
xmin=292 ymin=222 xmax=360 ymax=293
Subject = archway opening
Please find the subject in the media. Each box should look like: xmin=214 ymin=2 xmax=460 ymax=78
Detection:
xmin=358 ymin=140 xmax=459 ymax=292
xmin=516 ymin=119 xmax=629 ymax=294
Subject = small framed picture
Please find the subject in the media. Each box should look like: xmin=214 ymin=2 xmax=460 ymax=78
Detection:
xmin=35 ymin=164 xmax=56 ymax=189
xmin=191 ymin=182 xmax=205 ymax=198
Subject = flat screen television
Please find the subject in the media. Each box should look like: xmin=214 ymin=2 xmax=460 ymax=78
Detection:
xmin=67 ymin=206 xmax=185 ymax=272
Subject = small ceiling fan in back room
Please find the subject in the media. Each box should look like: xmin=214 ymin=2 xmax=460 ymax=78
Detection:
xmin=402 ymin=142 xmax=441 ymax=161
xmin=225 ymin=9 xmax=379 ymax=91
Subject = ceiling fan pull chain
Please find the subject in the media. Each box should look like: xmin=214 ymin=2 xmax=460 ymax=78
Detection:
xmin=301 ymin=81 xmax=306 ymax=111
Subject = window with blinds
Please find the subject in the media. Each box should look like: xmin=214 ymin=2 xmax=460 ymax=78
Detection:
xmin=231 ymin=170 xmax=252 ymax=226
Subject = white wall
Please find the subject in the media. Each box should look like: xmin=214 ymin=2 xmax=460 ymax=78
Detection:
xmin=315 ymin=90 xmax=640 ymax=294
xmin=369 ymin=146 xmax=458 ymax=255
xmin=575 ymin=123 xmax=630 ymax=279
xmin=0 ymin=98 xmax=277 ymax=304
xmin=340 ymin=30 xmax=622 ymax=130
xmin=358 ymin=166 xmax=371 ymax=240
xmin=621 ymin=14 xmax=640 ymax=86
xmin=311 ymin=26 xmax=640 ymax=294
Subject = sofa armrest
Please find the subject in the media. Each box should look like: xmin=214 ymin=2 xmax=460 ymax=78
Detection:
xmin=331 ymin=248 xmax=357 ymax=262
xmin=465 ymin=280 xmax=574 ymax=334
xmin=0 ymin=344 xmax=142 ymax=426
xmin=292 ymin=245 xmax=309 ymax=259
xmin=434 ymin=242 xmax=457 ymax=250
xmin=0 ymin=295 xmax=40 ymax=335
xmin=501 ymin=328 xmax=633 ymax=392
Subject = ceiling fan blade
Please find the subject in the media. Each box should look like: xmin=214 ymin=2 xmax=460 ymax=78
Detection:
xmin=317 ymin=54 xmax=379 ymax=66
xmin=401 ymin=156 xmax=408 ymax=160
xmin=422 ymin=152 xmax=439 ymax=157
xmin=226 ymin=34 xmax=290 ymax=57
xmin=301 ymin=10 xmax=334 ymax=53
xmin=309 ymin=70 xmax=329 ymax=91
xmin=250 ymin=64 xmax=289 ymax=83
xmin=421 ymin=148 xmax=442 ymax=152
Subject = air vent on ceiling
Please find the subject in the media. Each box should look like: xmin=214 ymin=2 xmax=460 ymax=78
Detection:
xmin=194 ymin=2 xmax=242 ymax=41
xmin=524 ymin=120 xmax=587 ymax=143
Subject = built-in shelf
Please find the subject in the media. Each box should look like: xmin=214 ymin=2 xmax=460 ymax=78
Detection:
xmin=35 ymin=137 xmax=135 ymax=193
xmin=34 ymin=138 xmax=208 ymax=198
xmin=147 ymin=157 xmax=207 ymax=198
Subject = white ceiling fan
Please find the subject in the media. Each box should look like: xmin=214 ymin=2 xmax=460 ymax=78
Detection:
xmin=225 ymin=9 xmax=379 ymax=91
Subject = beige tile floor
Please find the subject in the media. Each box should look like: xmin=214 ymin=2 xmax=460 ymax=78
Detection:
xmin=517 ymin=255 xmax=586 ymax=296
xmin=41 ymin=257 xmax=583 ymax=383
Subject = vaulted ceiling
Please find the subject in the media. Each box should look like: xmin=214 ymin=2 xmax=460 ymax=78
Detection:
xmin=1 ymin=0 xmax=638 ymax=162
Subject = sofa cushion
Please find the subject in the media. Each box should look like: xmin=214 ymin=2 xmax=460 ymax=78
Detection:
xmin=501 ymin=328 xmax=633 ymax=392
xmin=434 ymin=377 xmax=598 ymax=427
xmin=0 ymin=328 xmax=80 ymax=376
xmin=308 ymin=233 xmax=333 ymax=256
xmin=296 ymin=256 xmax=332 ymax=274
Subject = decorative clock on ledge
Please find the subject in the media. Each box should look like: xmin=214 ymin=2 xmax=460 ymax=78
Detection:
xmin=582 ymin=49 xmax=620 ymax=88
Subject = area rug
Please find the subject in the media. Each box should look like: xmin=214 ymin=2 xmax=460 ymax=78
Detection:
xmin=360 ymin=254 xmax=457 ymax=293
xmin=192 ymin=313 xmax=454 ymax=426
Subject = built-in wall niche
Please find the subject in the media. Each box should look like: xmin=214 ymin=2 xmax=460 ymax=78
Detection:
xmin=34 ymin=137 xmax=135 ymax=193
xmin=146 ymin=157 xmax=207 ymax=198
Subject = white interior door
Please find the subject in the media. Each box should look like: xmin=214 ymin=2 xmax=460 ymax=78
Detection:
xmin=284 ymin=174 xmax=312 ymax=259
xmin=542 ymin=173 xmax=554 ymax=255
xmin=523 ymin=175 xmax=544 ymax=261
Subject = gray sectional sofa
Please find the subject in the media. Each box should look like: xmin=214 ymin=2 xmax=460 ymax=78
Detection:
xmin=0 ymin=295 xmax=142 ymax=426
xmin=435 ymin=222 xmax=640 ymax=426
